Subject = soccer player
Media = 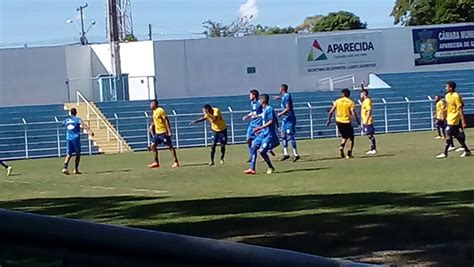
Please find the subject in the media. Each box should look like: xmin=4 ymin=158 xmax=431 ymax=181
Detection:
xmin=360 ymin=88 xmax=377 ymax=155
xmin=0 ymin=160 xmax=12 ymax=176
xmin=191 ymin=104 xmax=228 ymax=166
xmin=326 ymin=89 xmax=360 ymax=159
xmin=62 ymin=108 xmax=94 ymax=175
xmin=436 ymin=81 xmax=471 ymax=158
xmin=434 ymin=95 xmax=447 ymax=140
xmin=274 ymin=84 xmax=300 ymax=162
xmin=148 ymin=100 xmax=180 ymax=168
xmin=243 ymin=94 xmax=279 ymax=175
xmin=242 ymin=89 xmax=263 ymax=161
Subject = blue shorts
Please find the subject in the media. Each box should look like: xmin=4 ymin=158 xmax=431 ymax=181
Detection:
xmin=281 ymin=120 xmax=296 ymax=136
xmin=363 ymin=124 xmax=375 ymax=135
xmin=252 ymin=135 xmax=279 ymax=151
xmin=212 ymin=129 xmax=228 ymax=145
xmin=66 ymin=139 xmax=81 ymax=155
xmin=153 ymin=133 xmax=172 ymax=146
xmin=246 ymin=124 xmax=259 ymax=140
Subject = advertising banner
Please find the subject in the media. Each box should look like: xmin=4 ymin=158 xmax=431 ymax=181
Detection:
xmin=413 ymin=25 xmax=474 ymax=66
xmin=297 ymin=32 xmax=383 ymax=73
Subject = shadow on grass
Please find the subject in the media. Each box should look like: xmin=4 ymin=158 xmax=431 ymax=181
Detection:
xmin=92 ymin=169 xmax=134 ymax=174
xmin=277 ymin=167 xmax=330 ymax=174
xmin=1 ymin=191 xmax=474 ymax=266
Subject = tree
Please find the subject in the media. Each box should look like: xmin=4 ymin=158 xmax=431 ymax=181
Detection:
xmin=123 ymin=34 xmax=137 ymax=42
xmin=296 ymin=15 xmax=323 ymax=32
xmin=254 ymin=25 xmax=296 ymax=35
xmin=312 ymin=11 xmax=367 ymax=32
xmin=391 ymin=0 xmax=474 ymax=26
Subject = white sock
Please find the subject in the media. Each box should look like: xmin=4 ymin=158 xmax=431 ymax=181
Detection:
xmin=292 ymin=148 xmax=299 ymax=157
xmin=283 ymin=147 xmax=289 ymax=156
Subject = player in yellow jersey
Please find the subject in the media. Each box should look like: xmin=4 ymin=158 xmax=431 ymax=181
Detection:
xmin=433 ymin=95 xmax=447 ymax=140
xmin=327 ymin=89 xmax=360 ymax=159
xmin=148 ymin=100 xmax=180 ymax=168
xmin=191 ymin=104 xmax=228 ymax=166
xmin=360 ymin=87 xmax=377 ymax=155
xmin=436 ymin=81 xmax=471 ymax=158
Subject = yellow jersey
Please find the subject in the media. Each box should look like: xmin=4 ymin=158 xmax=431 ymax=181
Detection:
xmin=153 ymin=107 xmax=169 ymax=134
xmin=435 ymin=100 xmax=446 ymax=120
xmin=205 ymin=107 xmax=227 ymax=132
xmin=361 ymin=98 xmax=373 ymax=125
xmin=445 ymin=92 xmax=463 ymax=126
xmin=334 ymin=97 xmax=355 ymax=124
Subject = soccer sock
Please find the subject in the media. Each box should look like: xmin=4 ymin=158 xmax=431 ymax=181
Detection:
xmin=348 ymin=150 xmax=353 ymax=157
xmin=210 ymin=145 xmax=216 ymax=163
xmin=0 ymin=161 xmax=8 ymax=169
xmin=289 ymin=134 xmax=299 ymax=156
xmin=444 ymin=138 xmax=452 ymax=155
xmin=456 ymin=136 xmax=470 ymax=152
xmin=260 ymin=148 xmax=274 ymax=169
xmin=369 ymin=136 xmax=376 ymax=150
xmin=459 ymin=131 xmax=466 ymax=143
xmin=154 ymin=152 xmax=159 ymax=163
xmin=221 ymin=145 xmax=226 ymax=160
xmin=75 ymin=161 xmax=80 ymax=170
xmin=63 ymin=162 xmax=69 ymax=169
xmin=437 ymin=127 xmax=442 ymax=136
xmin=250 ymin=146 xmax=258 ymax=170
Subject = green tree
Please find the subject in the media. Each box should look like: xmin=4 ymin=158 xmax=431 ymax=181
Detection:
xmin=312 ymin=11 xmax=367 ymax=32
xmin=391 ymin=0 xmax=474 ymax=26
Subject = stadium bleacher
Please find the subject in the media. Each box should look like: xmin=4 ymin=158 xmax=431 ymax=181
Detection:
xmin=1 ymin=70 xmax=473 ymax=159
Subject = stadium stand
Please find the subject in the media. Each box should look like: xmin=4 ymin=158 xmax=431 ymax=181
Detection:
xmin=1 ymin=70 xmax=473 ymax=159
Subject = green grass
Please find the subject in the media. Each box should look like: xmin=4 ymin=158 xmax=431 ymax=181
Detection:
xmin=1 ymin=130 xmax=474 ymax=266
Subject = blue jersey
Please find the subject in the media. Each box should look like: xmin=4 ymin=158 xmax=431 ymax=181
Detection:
xmin=281 ymin=93 xmax=296 ymax=121
xmin=64 ymin=116 xmax=82 ymax=141
xmin=249 ymin=100 xmax=263 ymax=126
xmin=261 ymin=106 xmax=278 ymax=138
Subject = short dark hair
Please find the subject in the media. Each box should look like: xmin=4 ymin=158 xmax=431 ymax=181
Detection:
xmin=203 ymin=104 xmax=212 ymax=111
xmin=250 ymin=89 xmax=260 ymax=99
xmin=341 ymin=88 xmax=351 ymax=97
xmin=70 ymin=108 xmax=77 ymax=116
xmin=281 ymin=84 xmax=289 ymax=92
xmin=260 ymin=94 xmax=269 ymax=103
xmin=151 ymin=99 xmax=158 ymax=105
xmin=447 ymin=81 xmax=457 ymax=90
xmin=361 ymin=89 xmax=369 ymax=96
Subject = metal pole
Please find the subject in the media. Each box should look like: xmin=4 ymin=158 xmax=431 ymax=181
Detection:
xmin=382 ymin=98 xmax=388 ymax=134
xmin=428 ymin=96 xmax=434 ymax=130
xmin=145 ymin=112 xmax=150 ymax=146
xmin=307 ymin=103 xmax=313 ymax=139
xmin=204 ymin=121 xmax=208 ymax=147
xmin=172 ymin=110 xmax=179 ymax=149
xmin=55 ymin=116 xmax=61 ymax=157
xmin=148 ymin=24 xmax=152 ymax=40
xmin=65 ymin=80 xmax=71 ymax=103
xmin=23 ymin=119 xmax=28 ymax=159
xmin=88 ymin=137 xmax=92 ymax=155
xmin=114 ymin=113 xmax=119 ymax=132
xmin=228 ymin=107 xmax=235 ymax=144
xmin=405 ymin=97 xmax=411 ymax=132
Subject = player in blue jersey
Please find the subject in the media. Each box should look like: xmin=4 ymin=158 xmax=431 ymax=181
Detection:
xmin=0 ymin=160 xmax=13 ymax=176
xmin=61 ymin=108 xmax=94 ymax=175
xmin=274 ymin=84 xmax=300 ymax=162
xmin=243 ymin=94 xmax=279 ymax=175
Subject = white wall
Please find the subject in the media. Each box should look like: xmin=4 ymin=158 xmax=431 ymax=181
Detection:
xmin=90 ymin=41 xmax=156 ymax=101
xmin=0 ymin=46 xmax=68 ymax=106
xmin=65 ymin=45 xmax=94 ymax=101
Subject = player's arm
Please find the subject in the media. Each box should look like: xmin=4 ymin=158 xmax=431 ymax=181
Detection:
xmin=190 ymin=116 xmax=206 ymax=125
xmin=164 ymin=117 xmax=173 ymax=136
xmin=81 ymin=120 xmax=95 ymax=137
xmin=278 ymin=102 xmax=292 ymax=117
xmin=351 ymin=107 xmax=361 ymax=126
xmin=459 ymin=98 xmax=467 ymax=129
xmin=326 ymin=105 xmax=336 ymax=126
xmin=149 ymin=123 xmax=155 ymax=136
xmin=273 ymin=95 xmax=282 ymax=100
xmin=360 ymin=82 xmax=365 ymax=90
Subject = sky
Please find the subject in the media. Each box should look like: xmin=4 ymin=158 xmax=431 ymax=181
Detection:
xmin=0 ymin=0 xmax=396 ymax=46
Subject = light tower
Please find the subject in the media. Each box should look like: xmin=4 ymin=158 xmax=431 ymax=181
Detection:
xmin=117 ymin=0 xmax=134 ymax=40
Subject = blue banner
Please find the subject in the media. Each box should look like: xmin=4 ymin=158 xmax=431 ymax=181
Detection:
xmin=413 ymin=25 xmax=474 ymax=66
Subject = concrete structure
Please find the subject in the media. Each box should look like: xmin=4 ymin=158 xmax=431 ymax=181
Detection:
xmin=0 ymin=23 xmax=473 ymax=106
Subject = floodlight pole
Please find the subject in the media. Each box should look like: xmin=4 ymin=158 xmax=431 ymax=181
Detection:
xmin=77 ymin=3 xmax=89 ymax=45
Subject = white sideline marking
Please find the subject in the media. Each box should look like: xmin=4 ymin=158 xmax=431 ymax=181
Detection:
xmin=2 ymin=180 xmax=168 ymax=194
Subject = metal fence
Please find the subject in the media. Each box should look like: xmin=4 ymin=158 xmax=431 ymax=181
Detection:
xmin=1 ymin=97 xmax=473 ymax=160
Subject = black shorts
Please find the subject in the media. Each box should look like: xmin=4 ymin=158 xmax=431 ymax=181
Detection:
xmin=337 ymin=122 xmax=354 ymax=139
xmin=446 ymin=125 xmax=461 ymax=137
xmin=436 ymin=119 xmax=446 ymax=128
xmin=212 ymin=129 xmax=228 ymax=145
xmin=153 ymin=133 xmax=173 ymax=146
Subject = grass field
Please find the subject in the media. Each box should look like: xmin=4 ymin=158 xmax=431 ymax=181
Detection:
xmin=1 ymin=130 xmax=474 ymax=266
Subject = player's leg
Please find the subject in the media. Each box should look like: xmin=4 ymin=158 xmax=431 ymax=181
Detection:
xmin=246 ymin=126 xmax=254 ymax=162
xmin=287 ymin=124 xmax=300 ymax=162
xmin=148 ymin=135 xmax=161 ymax=168
xmin=260 ymin=138 xmax=275 ymax=174
xmin=280 ymin=122 xmax=290 ymax=161
xmin=435 ymin=120 xmax=442 ymax=139
xmin=441 ymin=121 xmax=447 ymax=139
xmin=73 ymin=139 xmax=82 ymax=174
xmin=1 ymin=160 xmax=12 ymax=176
xmin=438 ymin=125 xmax=455 ymax=158
xmin=164 ymin=136 xmax=179 ymax=168
xmin=366 ymin=125 xmax=377 ymax=155
xmin=209 ymin=132 xmax=218 ymax=166
xmin=63 ymin=140 xmax=74 ymax=175
xmin=244 ymin=137 xmax=261 ymax=175
xmin=219 ymin=130 xmax=228 ymax=164
xmin=348 ymin=136 xmax=355 ymax=158
xmin=339 ymin=138 xmax=348 ymax=159
xmin=454 ymin=128 xmax=471 ymax=157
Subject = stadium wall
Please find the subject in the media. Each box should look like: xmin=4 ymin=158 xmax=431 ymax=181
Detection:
xmin=0 ymin=23 xmax=473 ymax=106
